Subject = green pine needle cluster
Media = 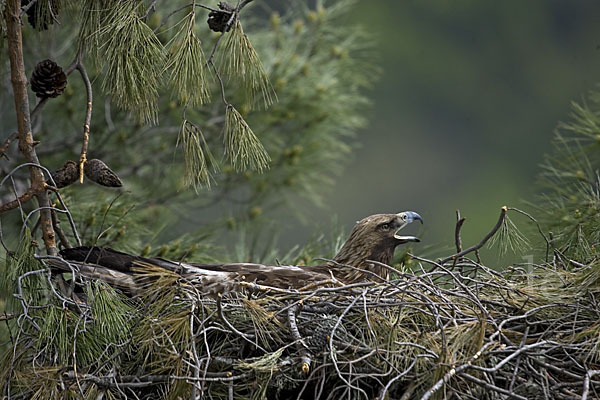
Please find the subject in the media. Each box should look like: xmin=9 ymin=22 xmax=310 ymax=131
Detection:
xmin=488 ymin=213 xmax=530 ymax=256
xmin=178 ymin=119 xmax=217 ymax=191
xmin=88 ymin=281 xmax=133 ymax=348
xmin=220 ymin=20 xmax=276 ymax=109
xmin=166 ymin=12 xmax=211 ymax=107
xmin=224 ymin=104 xmax=271 ymax=171
xmin=99 ymin=4 xmax=164 ymax=123
xmin=36 ymin=306 xmax=74 ymax=365
xmin=535 ymin=91 xmax=600 ymax=261
xmin=0 ymin=229 xmax=47 ymax=309
xmin=78 ymin=0 xmax=128 ymax=60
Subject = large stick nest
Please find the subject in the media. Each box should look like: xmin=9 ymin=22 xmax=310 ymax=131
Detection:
xmin=2 ymin=215 xmax=600 ymax=400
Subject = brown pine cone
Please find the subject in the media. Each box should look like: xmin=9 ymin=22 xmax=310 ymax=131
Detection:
xmin=30 ymin=59 xmax=67 ymax=99
xmin=303 ymin=315 xmax=346 ymax=351
xmin=84 ymin=159 xmax=122 ymax=188
xmin=50 ymin=160 xmax=79 ymax=188
xmin=207 ymin=2 xmax=235 ymax=32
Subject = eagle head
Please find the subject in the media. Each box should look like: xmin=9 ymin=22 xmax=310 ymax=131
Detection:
xmin=330 ymin=211 xmax=423 ymax=282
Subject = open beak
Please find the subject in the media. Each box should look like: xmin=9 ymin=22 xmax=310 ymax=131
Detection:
xmin=394 ymin=211 xmax=423 ymax=242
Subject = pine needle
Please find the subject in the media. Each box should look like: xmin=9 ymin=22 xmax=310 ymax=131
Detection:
xmin=99 ymin=5 xmax=164 ymax=124
xmin=78 ymin=0 xmax=125 ymax=57
xmin=1 ymin=228 xmax=47 ymax=308
xmin=219 ymin=20 xmax=276 ymax=109
xmin=89 ymin=281 xmax=133 ymax=345
xmin=224 ymin=104 xmax=270 ymax=171
xmin=165 ymin=12 xmax=211 ymax=106
xmin=37 ymin=306 xmax=74 ymax=365
xmin=237 ymin=347 xmax=284 ymax=373
xmin=242 ymin=299 xmax=283 ymax=345
xmin=488 ymin=214 xmax=530 ymax=256
xmin=177 ymin=120 xmax=217 ymax=191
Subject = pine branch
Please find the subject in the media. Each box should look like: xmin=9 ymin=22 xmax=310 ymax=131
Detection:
xmin=4 ymin=0 xmax=57 ymax=255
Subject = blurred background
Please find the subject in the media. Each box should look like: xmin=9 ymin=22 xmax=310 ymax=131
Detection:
xmin=2 ymin=0 xmax=600 ymax=263
xmin=302 ymin=0 xmax=600 ymax=256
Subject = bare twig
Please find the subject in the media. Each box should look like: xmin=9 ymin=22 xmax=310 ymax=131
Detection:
xmin=75 ymin=61 xmax=93 ymax=184
xmin=455 ymin=209 xmax=466 ymax=252
xmin=0 ymin=313 xmax=16 ymax=321
xmin=287 ymin=304 xmax=311 ymax=374
xmin=51 ymin=209 xmax=71 ymax=248
xmin=0 ymin=131 xmax=18 ymax=160
xmin=0 ymin=186 xmax=37 ymax=213
xmin=0 ymin=163 xmax=81 ymax=246
xmin=582 ymin=370 xmax=600 ymax=400
xmin=19 ymin=0 xmax=38 ymax=15
xmin=439 ymin=206 xmax=507 ymax=265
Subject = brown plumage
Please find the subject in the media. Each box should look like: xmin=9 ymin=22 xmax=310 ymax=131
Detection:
xmin=327 ymin=212 xmax=422 ymax=282
xmin=57 ymin=212 xmax=422 ymax=293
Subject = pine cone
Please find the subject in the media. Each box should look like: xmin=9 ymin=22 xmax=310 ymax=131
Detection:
xmin=84 ymin=159 xmax=122 ymax=188
xmin=304 ymin=315 xmax=346 ymax=351
xmin=50 ymin=160 xmax=79 ymax=188
xmin=207 ymin=2 xmax=235 ymax=32
xmin=30 ymin=59 xmax=67 ymax=99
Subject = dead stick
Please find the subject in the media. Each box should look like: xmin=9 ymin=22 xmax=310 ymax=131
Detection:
xmin=5 ymin=0 xmax=57 ymax=255
xmin=75 ymin=61 xmax=92 ymax=184
xmin=287 ymin=304 xmax=311 ymax=374
xmin=439 ymin=206 xmax=507 ymax=265
xmin=51 ymin=209 xmax=71 ymax=248
xmin=0 ymin=187 xmax=37 ymax=213
xmin=0 ymin=313 xmax=15 ymax=321
xmin=454 ymin=210 xmax=465 ymax=253
xmin=0 ymin=131 xmax=18 ymax=160
xmin=582 ymin=370 xmax=600 ymax=400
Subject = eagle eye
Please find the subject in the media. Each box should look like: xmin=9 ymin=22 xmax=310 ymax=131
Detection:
xmin=380 ymin=223 xmax=390 ymax=231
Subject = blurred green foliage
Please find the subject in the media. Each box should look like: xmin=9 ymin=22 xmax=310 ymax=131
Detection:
xmin=2 ymin=0 xmax=600 ymax=263
xmin=536 ymin=92 xmax=600 ymax=261
xmin=0 ymin=0 xmax=375 ymax=262
xmin=315 ymin=0 xmax=600 ymax=259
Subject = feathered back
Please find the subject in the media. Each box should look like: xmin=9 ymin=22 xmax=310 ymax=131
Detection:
xmin=56 ymin=212 xmax=420 ymax=292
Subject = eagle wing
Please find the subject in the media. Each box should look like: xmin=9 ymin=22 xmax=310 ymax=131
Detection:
xmin=53 ymin=246 xmax=333 ymax=295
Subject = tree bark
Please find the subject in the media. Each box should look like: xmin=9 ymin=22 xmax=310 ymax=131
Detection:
xmin=5 ymin=0 xmax=57 ymax=255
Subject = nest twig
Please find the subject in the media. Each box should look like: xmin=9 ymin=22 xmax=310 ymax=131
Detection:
xmin=2 ymin=209 xmax=600 ymax=399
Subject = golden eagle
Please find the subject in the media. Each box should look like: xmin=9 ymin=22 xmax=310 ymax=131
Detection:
xmin=56 ymin=212 xmax=422 ymax=293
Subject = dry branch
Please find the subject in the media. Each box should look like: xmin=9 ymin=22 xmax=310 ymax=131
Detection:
xmin=75 ymin=61 xmax=92 ymax=184
xmin=439 ymin=206 xmax=507 ymax=264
